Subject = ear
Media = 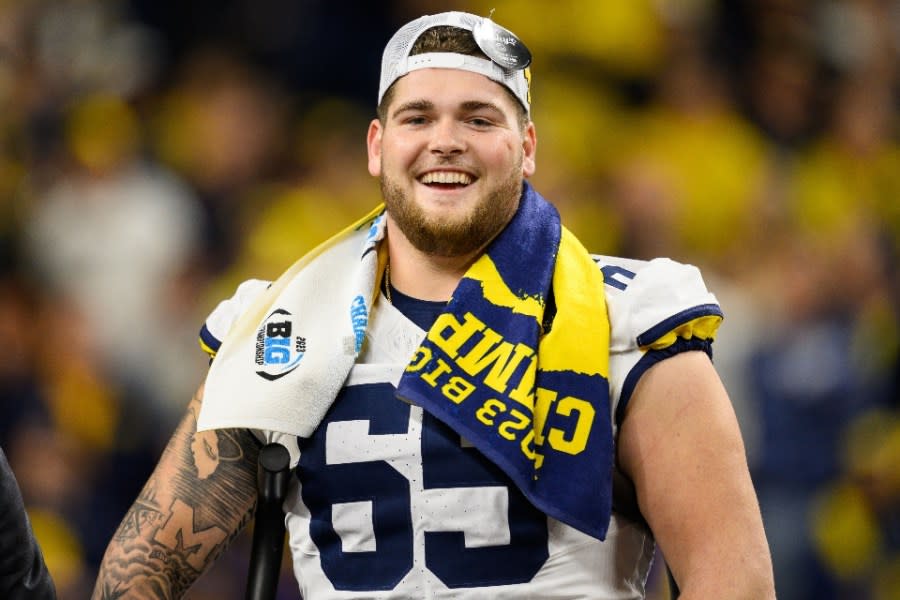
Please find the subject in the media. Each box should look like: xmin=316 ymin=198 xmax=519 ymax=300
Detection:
xmin=366 ymin=118 xmax=383 ymax=177
xmin=521 ymin=121 xmax=537 ymax=178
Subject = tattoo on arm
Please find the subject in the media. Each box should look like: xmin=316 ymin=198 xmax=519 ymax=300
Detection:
xmin=93 ymin=388 xmax=262 ymax=599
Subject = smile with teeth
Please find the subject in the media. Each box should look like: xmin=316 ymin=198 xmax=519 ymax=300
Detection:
xmin=419 ymin=171 xmax=474 ymax=185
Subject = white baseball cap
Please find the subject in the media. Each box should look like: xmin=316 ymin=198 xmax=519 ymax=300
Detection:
xmin=377 ymin=11 xmax=533 ymax=114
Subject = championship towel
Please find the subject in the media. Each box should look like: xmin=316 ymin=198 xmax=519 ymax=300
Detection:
xmin=199 ymin=182 xmax=614 ymax=540
xmin=395 ymin=183 xmax=613 ymax=540
xmin=198 ymin=207 xmax=388 ymax=437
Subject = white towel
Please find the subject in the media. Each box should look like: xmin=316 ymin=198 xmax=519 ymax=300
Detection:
xmin=197 ymin=207 xmax=386 ymax=437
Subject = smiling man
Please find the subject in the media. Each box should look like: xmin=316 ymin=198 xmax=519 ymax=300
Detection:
xmin=93 ymin=11 xmax=775 ymax=600
xmin=371 ymin=62 xmax=533 ymax=293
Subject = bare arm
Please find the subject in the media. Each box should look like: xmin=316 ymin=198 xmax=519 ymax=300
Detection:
xmin=92 ymin=385 xmax=261 ymax=599
xmin=617 ymin=351 xmax=775 ymax=599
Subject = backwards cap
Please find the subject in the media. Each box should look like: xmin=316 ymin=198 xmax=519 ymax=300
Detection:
xmin=378 ymin=11 xmax=532 ymax=114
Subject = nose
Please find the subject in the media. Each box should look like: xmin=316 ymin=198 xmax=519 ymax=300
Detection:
xmin=428 ymin=118 xmax=465 ymax=156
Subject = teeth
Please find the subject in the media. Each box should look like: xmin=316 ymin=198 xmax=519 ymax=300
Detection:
xmin=420 ymin=171 xmax=473 ymax=185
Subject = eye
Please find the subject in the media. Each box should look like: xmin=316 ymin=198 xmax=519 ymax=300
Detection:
xmin=467 ymin=116 xmax=494 ymax=128
xmin=402 ymin=115 xmax=429 ymax=126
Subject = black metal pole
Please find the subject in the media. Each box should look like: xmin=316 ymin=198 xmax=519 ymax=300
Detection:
xmin=245 ymin=443 xmax=291 ymax=600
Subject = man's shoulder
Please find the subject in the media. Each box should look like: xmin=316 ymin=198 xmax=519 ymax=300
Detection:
xmin=589 ymin=255 xmax=722 ymax=352
xmin=590 ymin=254 xmax=707 ymax=295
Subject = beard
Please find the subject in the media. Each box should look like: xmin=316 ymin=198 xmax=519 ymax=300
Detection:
xmin=381 ymin=166 xmax=523 ymax=258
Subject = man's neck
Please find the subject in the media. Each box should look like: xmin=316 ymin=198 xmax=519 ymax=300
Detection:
xmin=384 ymin=220 xmax=479 ymax=302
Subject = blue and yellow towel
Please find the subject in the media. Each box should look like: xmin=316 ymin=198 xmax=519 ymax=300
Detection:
xmin=397 ymin=183 xmax=613 ymax=540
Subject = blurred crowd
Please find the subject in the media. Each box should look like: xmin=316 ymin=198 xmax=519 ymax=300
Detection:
xmin=0 ymin=0 xmax=897 ymax=598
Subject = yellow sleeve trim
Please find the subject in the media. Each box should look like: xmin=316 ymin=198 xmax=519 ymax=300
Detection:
xmin=640 ymin=314 xmax=722 ymax=352
xmin=199 ymin=338 xmax=217 ymax=358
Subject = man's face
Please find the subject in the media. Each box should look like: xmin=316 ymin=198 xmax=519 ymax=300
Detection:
xmin=367 ymin=68 xmax=536 ymax=257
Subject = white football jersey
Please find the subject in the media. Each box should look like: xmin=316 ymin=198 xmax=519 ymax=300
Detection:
xmin=201 ymin=255 xmax=722 ymax=599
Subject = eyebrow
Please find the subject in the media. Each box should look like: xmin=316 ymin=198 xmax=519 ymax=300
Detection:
xmin=460 ymin=100 xmax=505 ymax=115
xmin=392 ymin=99 xmax=433 ymax=118
xmin=391 ymin=99 xmax=506 ymax=119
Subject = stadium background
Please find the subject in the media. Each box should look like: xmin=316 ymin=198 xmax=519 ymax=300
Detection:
xmin=0 ymin=0 xmax=897 ymax=598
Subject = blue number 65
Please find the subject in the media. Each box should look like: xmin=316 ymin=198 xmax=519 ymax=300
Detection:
xmin=298 ymin=383 xmax=549 ymax=591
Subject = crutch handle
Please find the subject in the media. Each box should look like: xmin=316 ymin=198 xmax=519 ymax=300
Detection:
xmin=245 ymin=442 xmax=291 ymax=600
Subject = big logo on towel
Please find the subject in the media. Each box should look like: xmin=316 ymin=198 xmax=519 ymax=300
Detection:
xmin=255 ymin=308 xmax=306 ymax=380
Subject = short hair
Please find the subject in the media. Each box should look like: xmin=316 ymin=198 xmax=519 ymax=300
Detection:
xmin=376 ymin=25 xmax=529 ymax=129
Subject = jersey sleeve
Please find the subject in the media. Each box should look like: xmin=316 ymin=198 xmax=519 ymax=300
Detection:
xmin=198 ymin=279 xmax=271 ymax=359
xmin=594 ymin=256 xmax=724 ymax=429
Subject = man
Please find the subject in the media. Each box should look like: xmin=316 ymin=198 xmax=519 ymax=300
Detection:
xmin=93 ymin=11 xmax=775 ymax=599
xmin=1 ymin=446 xmax=57 ymax=599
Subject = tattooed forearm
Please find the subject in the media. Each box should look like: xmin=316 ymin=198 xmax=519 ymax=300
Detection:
xmin=93 ymin=387 xmax=262 ymax=599
xmin=111 ymin=482 xmax=164 ymax=542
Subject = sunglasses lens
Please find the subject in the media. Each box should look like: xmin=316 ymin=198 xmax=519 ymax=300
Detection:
xmin=472 ymin=18 xmax=532 ymax=70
